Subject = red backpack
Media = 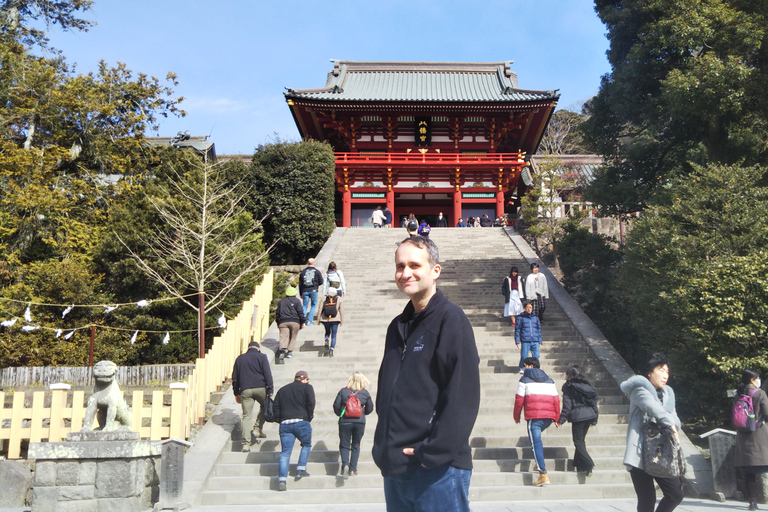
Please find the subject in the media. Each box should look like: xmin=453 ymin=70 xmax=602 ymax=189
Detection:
xmin=341 ymin=390 xmax=362 ymax=419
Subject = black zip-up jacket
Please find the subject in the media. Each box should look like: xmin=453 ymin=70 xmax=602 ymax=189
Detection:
xmin=275 ymin=296 xmax=305 ymax=325
xmin=373 ymin=289 xmax=481 ymax=476
xmin=231 ymin=348 xmax=273 ymax=396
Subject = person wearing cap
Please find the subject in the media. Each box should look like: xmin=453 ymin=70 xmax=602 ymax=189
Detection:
xmin=373 ymin=235 xmax=481 ymax=512
xmin=275 ymin=286 xmax=306 ymax=363
xmin=319 ymin=287 xmax=343 ymax=357
xmin=273 ymin=370 xmax=316 ymax=492
xmin=232 ymin=341 xmax=274 ymax=451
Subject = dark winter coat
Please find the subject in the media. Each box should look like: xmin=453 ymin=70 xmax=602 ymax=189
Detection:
xmin=373 ymin=289 xmax=481 ymax=477
xmin=273 ymin=380 xmax=315 ymax=423
xmin=734 ymin=385 xmax=768 ymax=467
xmin=275 ymin=296 xmax=305 ymax=325
xmin=231 ymin=348 xmax=273 ymax=396
xmin=333 ymin=388 xmax=374 ymax=424
xmin=558 ymin=380 xmax=598 ymax=425
xmin=436 ymin=216 xmax=448 ymax=227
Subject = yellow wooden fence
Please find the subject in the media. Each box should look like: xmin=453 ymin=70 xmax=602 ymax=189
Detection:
xmin=0 ymin=269 xmax=274 ymax=459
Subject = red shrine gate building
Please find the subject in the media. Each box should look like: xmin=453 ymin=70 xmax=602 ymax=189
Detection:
xmin=285 ymin=61 xmax=559 ymax=227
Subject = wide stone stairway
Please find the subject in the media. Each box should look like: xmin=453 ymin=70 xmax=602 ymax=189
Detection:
xmin=198 ymin=228 xmax=635 ymax=508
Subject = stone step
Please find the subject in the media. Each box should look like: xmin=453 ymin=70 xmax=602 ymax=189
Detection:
xmin=200 ymin=228 xmax=634 ymax=507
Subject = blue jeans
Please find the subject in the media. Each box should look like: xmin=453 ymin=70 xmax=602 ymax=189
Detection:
xmin=301 ymin=290 xmax=318 ymax=324
xmin=278 ymin=421 xmax=312 ymax=481
xmin=324 ymin=322 xmax=339 ymax=349
xmin=383 ymin=464 xmax=471 ymax=512
xmin=518 ymin=341 xmax=540 ymax=371
xmin=527 ymin=418 xmax=552 ymax=473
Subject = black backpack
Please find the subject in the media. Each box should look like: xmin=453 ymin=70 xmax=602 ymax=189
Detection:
xmin=322 ymin=295 xmax=338 ymax=318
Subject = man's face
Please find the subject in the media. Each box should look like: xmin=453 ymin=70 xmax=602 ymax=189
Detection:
xmin=524 ymin=304 xmax=533 ymax=314
xmin=395 ymin=243 xmax=441 ymax=300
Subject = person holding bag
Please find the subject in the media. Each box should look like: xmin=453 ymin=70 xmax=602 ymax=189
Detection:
xmin=734 ymin=369 xmax=768 ymax=511
xmin=620 ymin=353 xmax=683 ymax=512
xmin=333 ymin=371 xmax=374 ymax=479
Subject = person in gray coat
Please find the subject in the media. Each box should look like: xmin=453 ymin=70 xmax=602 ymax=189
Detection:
xmin=620 ymin=353 xmax=683 ymax=512
xmin=734 ymin=369 xmax=768 ymax=510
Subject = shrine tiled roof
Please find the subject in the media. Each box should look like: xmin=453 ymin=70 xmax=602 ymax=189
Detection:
xmin=285 ymin=61 xmax=559 ymax=103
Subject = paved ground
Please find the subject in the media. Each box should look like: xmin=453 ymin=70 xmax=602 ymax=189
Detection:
xmin=0 ymin=496 xmax=752 ymax=512
xmin=183 ymin=497 xmax=749 ymax=512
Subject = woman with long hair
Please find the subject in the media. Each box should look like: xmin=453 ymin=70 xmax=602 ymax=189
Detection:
xmin=620 ymin=353 xmax=683 ymax=512
xmin=557 ymin=365 xmax=599 ymax=475
xmin=734 ymin=369 xmax=768 ymax=510
xmin=333 ymin=371 xmax=374 ymax=478
xmin=502 ymin=266 xmax=524 ymax=326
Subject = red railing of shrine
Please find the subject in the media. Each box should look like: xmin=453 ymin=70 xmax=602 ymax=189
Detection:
xmin=334 ymin=152 xmax=527 ymax=169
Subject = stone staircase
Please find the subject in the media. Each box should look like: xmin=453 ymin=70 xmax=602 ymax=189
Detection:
xmin=197 ymin=228 xmax=634 ymax=508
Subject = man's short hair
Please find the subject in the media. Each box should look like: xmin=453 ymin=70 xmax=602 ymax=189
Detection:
xmin=524 ymin=357 xmax=540 ymax=369
xmin=398 ymin=235 xmax=439 ymax=267
xmin=307 ymin=257 xmax=316 ymax=266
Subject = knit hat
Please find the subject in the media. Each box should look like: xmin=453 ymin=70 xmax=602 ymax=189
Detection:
xmin=285 ymin=286 xmax=298 ymax=297
xmin=248 ymin=341 xmax=260 ymax=350
xmin=295 ymin=370 xmax=309 ymax=380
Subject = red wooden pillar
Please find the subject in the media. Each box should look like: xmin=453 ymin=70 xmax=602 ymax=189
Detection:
xmin=342 ymin=187 xmax=351 ymax=228
xmin=453 ymin=187 xmax=463 ymax=227
xmin=496 ymin=187 xmax=505 ymax=220
xmin=386 ymin=186 xmax=395 ymax=225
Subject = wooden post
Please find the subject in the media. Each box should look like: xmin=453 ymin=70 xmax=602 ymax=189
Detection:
xmin=89 ymin=325 xmax=95 ymax=367
xmin=199 ymin=292 xmax=205 ymax=358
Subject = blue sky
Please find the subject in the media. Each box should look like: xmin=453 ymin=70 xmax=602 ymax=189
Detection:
xmin=46 ymin=1 xmax=610 ymax=155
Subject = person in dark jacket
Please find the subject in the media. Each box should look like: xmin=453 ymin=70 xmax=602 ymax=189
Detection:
xmin=734 ymin=369 xmax=768 ymax=510
xmin=515 ymin=302 xmax=542 ymax=374
xmin=333 ymin=371 xmax=374 ymax=478
xmin=514 ymin=357 xmax=560 ymax=487
xmin=556 ymin=365 xmax=599 ymax=475
xmin=275 ymin=287 xmax=306 ymax=363
xmin=232 ymin=341 xmax=274 ymax=451
xmin=273 ymin=370 xmax=315 ymax=492
xmin=456 ymin=218 xmax=466 ymax=228
xmin=383 ymin=206 xmax=393 ymax=228
xmin=479 ymin=213 xmax=492 ymax=227
xmin=373 ymin=235 xmax=480 ymax=512
xmin=436 ymin=212 xmax=448 ymax=227
xmin=298 ymin=258 xmax=324 ymax=325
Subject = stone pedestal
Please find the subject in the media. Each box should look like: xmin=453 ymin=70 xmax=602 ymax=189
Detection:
xmin=28 ymin=431 xmax=160 ymax=512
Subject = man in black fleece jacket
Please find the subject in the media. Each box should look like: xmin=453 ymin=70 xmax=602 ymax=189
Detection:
xmin=373 ymin=235 xmax=480 ymax=512
xmin=232 ymin=341 xmax=273 ymax=451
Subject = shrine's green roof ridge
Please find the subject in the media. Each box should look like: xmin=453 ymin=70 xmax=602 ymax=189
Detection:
xmin=285 ymin=61 xmax=559 ymax=103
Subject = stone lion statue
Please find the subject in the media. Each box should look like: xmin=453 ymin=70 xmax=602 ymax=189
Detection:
xmin=81 ymin=360 xmax=132 ymax=431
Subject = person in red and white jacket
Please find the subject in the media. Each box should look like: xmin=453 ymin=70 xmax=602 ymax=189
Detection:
xmin=514 ymin=357 xmax=561 ymax=487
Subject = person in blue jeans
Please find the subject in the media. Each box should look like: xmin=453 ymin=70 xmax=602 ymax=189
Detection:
xmin=515 ymin=301 xmax=542 ymax=374
xmin=373 ymin=236 xmax=481 ymax=512
xmin=299 ymin=258 xmax=324 ymax=325
xmin=513 ymin=357 xmax=560 ymax=487
xmin=273 ymin=370 xmax=315 ymax=491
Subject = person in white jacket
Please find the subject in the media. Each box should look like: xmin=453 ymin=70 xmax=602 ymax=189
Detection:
xmin=524 ymin=263 xmax=549 ymax=321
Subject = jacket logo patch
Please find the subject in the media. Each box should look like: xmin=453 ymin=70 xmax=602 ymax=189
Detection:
xmin=413 ymin=336 xmax=425 ymax=352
